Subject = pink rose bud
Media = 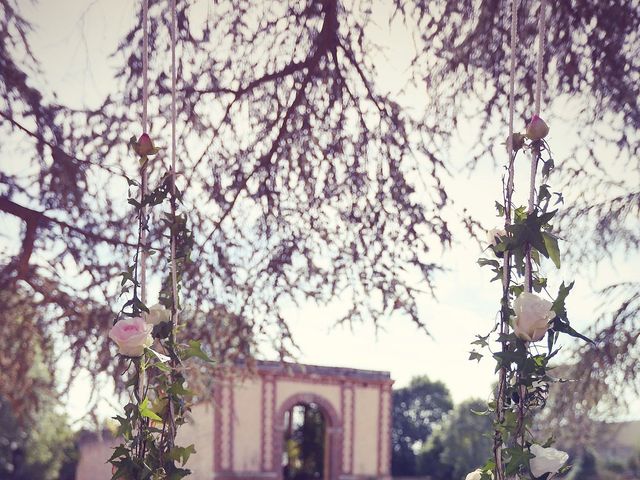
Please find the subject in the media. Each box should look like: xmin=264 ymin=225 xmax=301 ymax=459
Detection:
xmin=134 ymin=133 xmax=156 ymax=156
xmin=109 ymin=317 xmax=153 ymax=357
xmin=526 ymin=115 xmax=549 ymax=141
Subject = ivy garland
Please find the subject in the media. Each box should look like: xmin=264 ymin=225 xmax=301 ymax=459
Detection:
xmin=470 ymin=117 xmax=593 ymax=480
xmin=108 ymin=134 xmax=213 ymax=480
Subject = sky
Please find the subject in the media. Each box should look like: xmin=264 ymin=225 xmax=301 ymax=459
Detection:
xmin=8 ymin=0 xmax=639 ymax=423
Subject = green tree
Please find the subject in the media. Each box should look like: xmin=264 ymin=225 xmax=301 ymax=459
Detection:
xmin=0 ymin=396 xmax=77 ymax=480
xmin=420 ymin=399 xmax=493 ymax=480
xmin=392 ymin=376 xmax=453 ymax=476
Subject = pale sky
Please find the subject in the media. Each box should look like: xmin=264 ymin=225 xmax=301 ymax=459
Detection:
xmin=9 ymin=0 xmax=639 ymax=423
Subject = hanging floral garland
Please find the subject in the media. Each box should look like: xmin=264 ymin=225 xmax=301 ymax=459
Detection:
xmin=469 ymin=1 xmax=593 ymax=479
xmin=107 ymin=1 xmax=213 ymax=478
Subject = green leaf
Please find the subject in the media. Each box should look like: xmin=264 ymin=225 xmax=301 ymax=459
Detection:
xmin=147 ymin=348 xmax=170 ymax=363
xmin=495 ymin=201 xmax=505 ymax=217
xmin=139 ymin=397 xmax=162 ymax=422
xmin=478 ymin=258 xmax=500 ymax=268
xmin=182 ymin=340 xmax=214 ymax=363
xmin=127 ymin=198 xmax=141 ymax=208
xmin=504 ymin=446 xmax=534 ymax=476
xmin=551 ymin=281 xmax=574 ymax=317
xmin=108 ymin=445 xmax=130 ymax=462
xmin=168 ymin=444 xmax=197 ymax=466
xmin=542 ymin=232 xmax=561 ymax=268
xmin=469 ymin=351 xmax=483 ymax=362
xmin=538 ymin=184 xmax=551 ymax=202
xmin=168 ymin=382 xmax=193 ymax=396
xmin=554 ymin=321 xmax=595 ymax=345
xmin=471 ymin=333 xmax=490 ymax=348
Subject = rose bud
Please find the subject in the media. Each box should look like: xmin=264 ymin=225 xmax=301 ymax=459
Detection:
xmin=525 ymin=115 xmax=549 ymax=141
xmin=134 ymin=133 xmax=157 ymax=157
xmin=505 ymin=132 xmax=525 ymax=153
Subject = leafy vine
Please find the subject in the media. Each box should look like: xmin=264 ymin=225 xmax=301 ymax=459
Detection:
xmin=108 ymin=134 xmax=212 ymax=480
xmin=470 ymin=116 xmax=593 ymax=480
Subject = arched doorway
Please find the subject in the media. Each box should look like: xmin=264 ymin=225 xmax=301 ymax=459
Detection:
xmin=274 ymin=393 xmax=342 ymax=480
xmin=282 ymin=402 xmax=327 ymax=480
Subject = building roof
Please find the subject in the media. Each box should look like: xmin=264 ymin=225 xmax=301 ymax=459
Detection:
xmin=254 ymin=359 xmax=393 ymax=384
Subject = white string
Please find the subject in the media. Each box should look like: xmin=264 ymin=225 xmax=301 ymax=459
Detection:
xmin=167 ymin=0 xmax=179 ymax=448
xmin=138 ymin=0 xmax=150 ymax=421
xmin=170 ymin=0 xmax=178 ymax=325
xmin=524 ymin=0 xmax=547 ymax=292
xmin=534 ymin=0 xmax=547 ymax=117
xmin=140 ymin=0 xmax=150 ymax=304
xmin=497 ymin=2 xmax=519 ymax=480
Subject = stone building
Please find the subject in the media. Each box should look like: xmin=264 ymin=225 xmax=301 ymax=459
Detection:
xmin=76 ymin=361 xmax=393 ymax=480
xmin=180 ymin=360 xmax=393 ymax=480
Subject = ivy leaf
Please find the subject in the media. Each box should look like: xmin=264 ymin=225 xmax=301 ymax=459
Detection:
xmin=469 ymin=351 xmax=483 ymax=362
xmin=108 ymin=445 xmax=130 ymax=462
xmin=551 ymin=282 xmax=574 ymax=317
xmin=168 ymin=444 xmax=197 ymax=466
xmin=495 ymin=201 xmax=505 ymax=217
xmin=541 ymin=158 xmax=555 ymax=177
xmin=471 ymin=333 xmax=490 ymax=348
xmin=139 ymin=397 xmax=162 ymax=422
xmin=168 ymin=382 xmax=193 ymax=396
xmin=554 ymin=321 xmax=595 ymax=345
xmin=538 ymin=184 xmax=551 ymax=202
xmin=478 ymin=258 xmax=500 ymax=268
xmin=542 ymin=232 xmax=561 ymax=268
xmin=504 ymin=446 xmax=534 ymax=476
xmin=147 ymin=348 xmax=171 ymax=363
xmin=182 ymin=340 xmax=215 ymax=363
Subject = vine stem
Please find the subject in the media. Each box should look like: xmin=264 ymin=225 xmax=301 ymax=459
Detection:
xmin=495 ymin=0 xmax=519 ymax=478
xmin=518 ymin=0 xmax=547 ymax=469
xmin=137 ymin=0 xmax=150 ymax=463
xmin=167 ymin=0 xmax=179 ymax=451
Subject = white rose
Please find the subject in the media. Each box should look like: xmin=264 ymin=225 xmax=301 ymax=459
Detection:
xmin=513 ymin=292 xmax=556 ymax=342
xmin=487 ymin=228 xmax=506 ymax=248
xmin=465 ymin=469 xmax=492 ymax=480
xmin=145 ymin=303 xmax=171 ymax=326
xmin=109 ymin=317 xmax=153 ymax=357
xmin=530 ymin=444 xmax=569 ymax=478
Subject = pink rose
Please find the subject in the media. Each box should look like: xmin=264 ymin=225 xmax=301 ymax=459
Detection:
xmin=526 ymin=115 xmax=549 ymax=141
xmin=109 ymin=317 xmax=153 ymax=357
xmin=134 ymin=133 xmax=157 ymax=157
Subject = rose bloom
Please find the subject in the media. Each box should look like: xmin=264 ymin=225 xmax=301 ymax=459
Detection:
xmin=465 ymin=469 xmax=483 ymax=480
xmin=487 ymin=228 xmax=506 ymax=248
xmin=109 ymin=317 xmax=153 ymax=357
xmin=530 ymin=444 xmax=569 ymax=478
xmin=526 ymin=115 xmax=549 ymax=141
xmin=513 ymin=292 xmax=556 ymax=342
xmin=145 ymin=303 xmax=171 ymax=326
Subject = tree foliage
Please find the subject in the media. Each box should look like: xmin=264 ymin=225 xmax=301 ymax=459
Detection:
xmin=420 ymin=399 xmax=493 ymax=480
xmin=391 ymin=375 xmax=453 ymax=476
xmin=0 ymin=0 xmax=638 ymax=418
